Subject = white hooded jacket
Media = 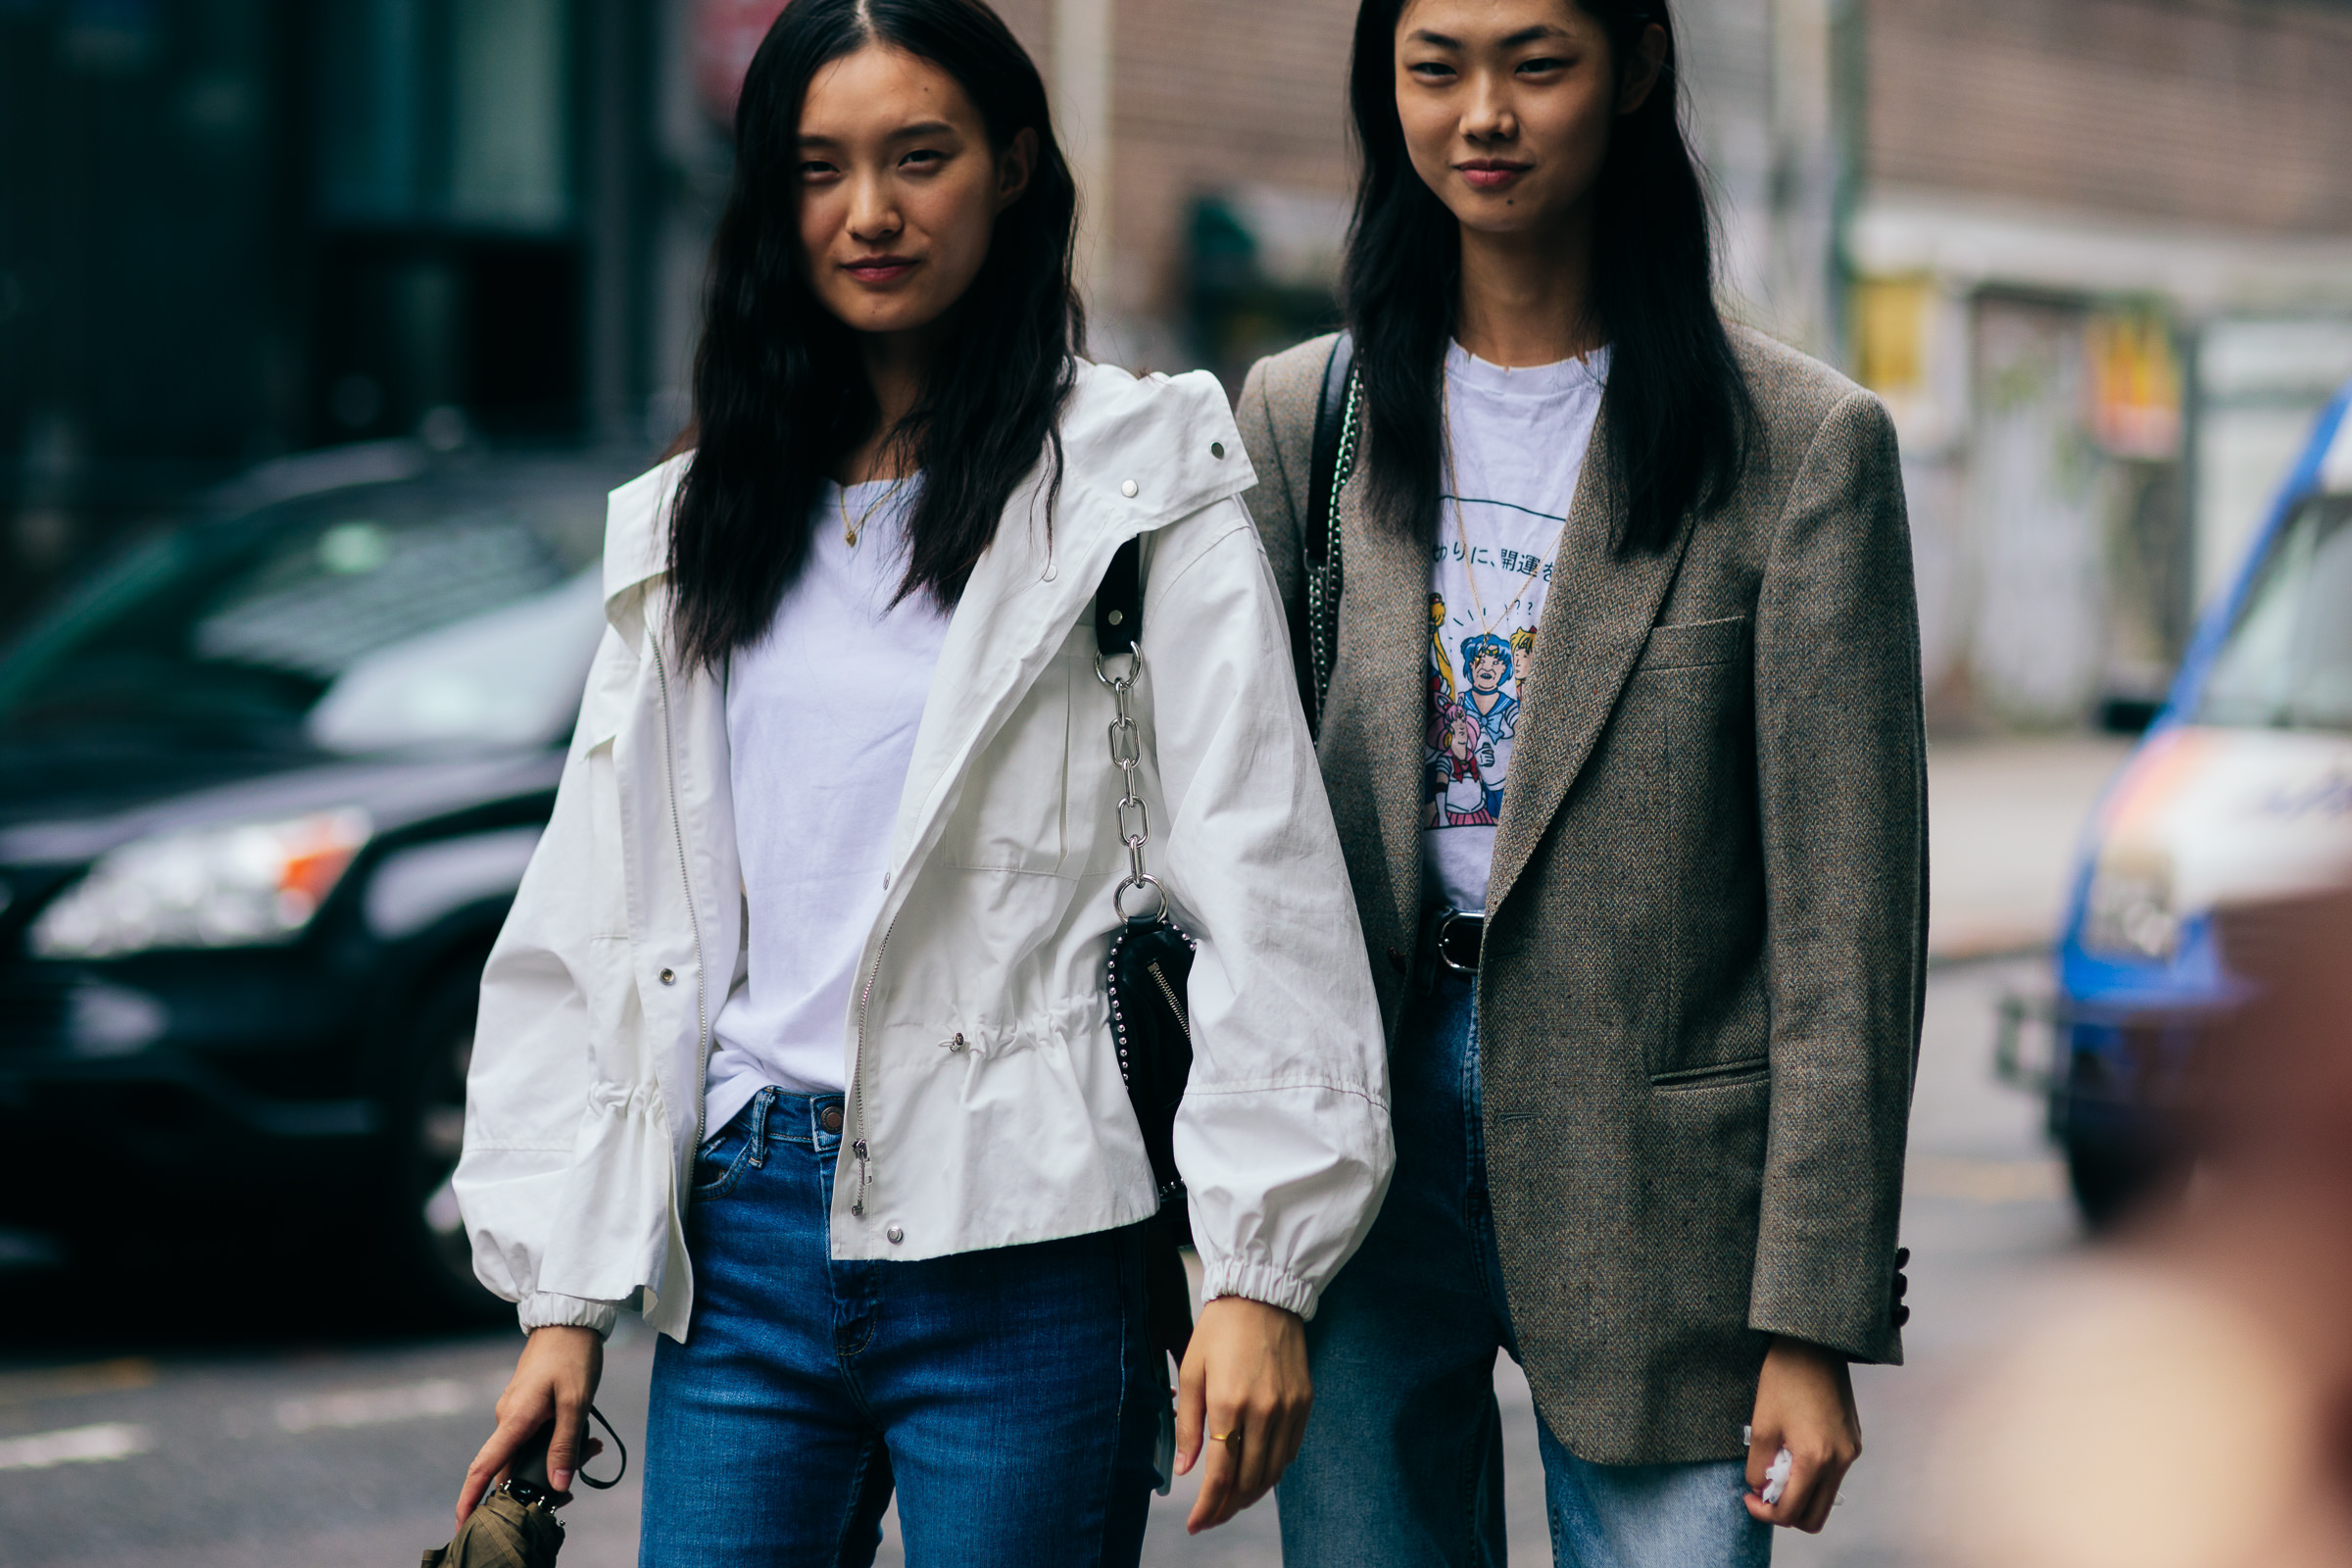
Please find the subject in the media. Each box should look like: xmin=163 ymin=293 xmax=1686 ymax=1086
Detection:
xmin=456 ymin=364 xmax=1393 ymax=1340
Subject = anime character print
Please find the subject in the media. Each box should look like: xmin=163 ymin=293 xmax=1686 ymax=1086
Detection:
xmin=1425 ymin=624 xmax=1527 ymax=829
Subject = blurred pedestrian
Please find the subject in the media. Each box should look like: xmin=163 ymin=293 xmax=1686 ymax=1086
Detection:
xmin=1236 ymin=0 xmax=1927 ymax=1563
xmin=1938 ymin=888 xmax=2352 ymax=1568
xmin=449 ymin=1 xmax=1393 ymax=1563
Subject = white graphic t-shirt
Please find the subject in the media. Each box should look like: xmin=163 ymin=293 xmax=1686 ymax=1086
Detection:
xmin=1423 ymin=342 xmax=1608 ymax=914
xmin=705 ymin=477 xmax=949 ymax=1134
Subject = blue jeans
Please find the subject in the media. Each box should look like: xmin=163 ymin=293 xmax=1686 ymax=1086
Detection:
xmin=1277 ymin=974 xmax=1770 ymax=1568
xmin=640 ymin=1087 xmax=1164 ymax=1567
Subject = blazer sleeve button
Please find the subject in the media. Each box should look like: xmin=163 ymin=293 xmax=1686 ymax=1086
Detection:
xmin=1386 ymin=947 xmax=1409 ymax=973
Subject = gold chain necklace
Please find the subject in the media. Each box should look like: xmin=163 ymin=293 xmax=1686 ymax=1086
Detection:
xmin=837 ymin=477 xmax=906 ymax=548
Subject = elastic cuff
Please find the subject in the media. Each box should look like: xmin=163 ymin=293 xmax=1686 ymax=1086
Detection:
xmin=1200 ymin=1258 xmax=1318 ymax=1321
xmin=518 ymin=1293 xmax=620 ymax=1339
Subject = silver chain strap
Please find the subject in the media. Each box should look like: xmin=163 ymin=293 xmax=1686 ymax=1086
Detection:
xmin=1096 ymin=642 xmax=1165 ymax=923
xmin=1305 ymin=371 xmax=1360 ymax=722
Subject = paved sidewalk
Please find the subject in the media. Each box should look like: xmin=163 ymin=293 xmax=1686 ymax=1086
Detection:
xmin=1925 ymin=734 xmax=2133 ymax=960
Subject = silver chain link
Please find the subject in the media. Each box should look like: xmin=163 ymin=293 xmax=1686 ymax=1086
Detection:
xmin=1305 ymin=371 xmax=1360 ymax=725
xmin=1096 ymin=643 xmax=1166 ymax=923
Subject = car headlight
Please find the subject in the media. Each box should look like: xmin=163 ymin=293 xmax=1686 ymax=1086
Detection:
xmin=2082 ymin=848 xmax=2180 ymax=962
xmin=28 ymin=808 xmax=372 ymax=959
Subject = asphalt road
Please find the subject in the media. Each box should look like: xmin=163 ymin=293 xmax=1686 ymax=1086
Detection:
xmin=0 ymin=955 xmax=2076 ymax=1568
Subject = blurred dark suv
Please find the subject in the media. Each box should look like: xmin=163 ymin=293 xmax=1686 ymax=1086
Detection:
xmin=0 ymin=440 xmax=643 ymax=1315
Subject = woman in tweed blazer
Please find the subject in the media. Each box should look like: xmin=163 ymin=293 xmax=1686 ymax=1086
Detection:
xmin=1237 ymin=1 xmax=1926 ymax=1563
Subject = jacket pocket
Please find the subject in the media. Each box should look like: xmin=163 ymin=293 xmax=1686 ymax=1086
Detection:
xmin=1635 ymin=615 xmax=1748 ymax=672
xmin=938 ymin=638 xmax=1076 ymax=874
xmin=1650 ymin=1055 xmax=1770 ymax=1091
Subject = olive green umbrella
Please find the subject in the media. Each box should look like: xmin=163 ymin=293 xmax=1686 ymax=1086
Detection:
xmin=422 ymin=1485 xmax=566 ymax=1568
xmin=423 ymin=1407 xmax=623 ymax=1568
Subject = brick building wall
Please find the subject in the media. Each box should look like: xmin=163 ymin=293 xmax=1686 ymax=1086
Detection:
xmin=1867 ymin=0 xmax=2352 ymax=235
xmin=1107 ymin=0 xmax=1358 ymax=324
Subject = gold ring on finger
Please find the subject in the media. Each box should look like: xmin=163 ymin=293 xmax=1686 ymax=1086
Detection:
xmin=1210 ymin=1431 xmax=1242 ymax=1445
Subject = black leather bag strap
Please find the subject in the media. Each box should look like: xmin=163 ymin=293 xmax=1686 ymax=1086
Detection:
xmin=1096 ymin=534 xmax=1143 ymax=658
xmin=1306 ymin=330 xmax=1355 ymax=569
xmin=1296 ymin=332 xmax=1358 ymax=735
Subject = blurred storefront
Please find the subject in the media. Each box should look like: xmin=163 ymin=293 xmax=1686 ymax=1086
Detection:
xmin=1840 ymin=0 xmax=2352 ymax=729
xmin=9 ymin=0 xmax=2349 ymax=730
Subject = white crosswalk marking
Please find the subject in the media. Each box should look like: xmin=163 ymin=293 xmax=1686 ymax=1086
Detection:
xmin=0 ymin=1422 xmax=154 ymax=1471
xmin=272 ymin=1376 xmax=489 ymax=1434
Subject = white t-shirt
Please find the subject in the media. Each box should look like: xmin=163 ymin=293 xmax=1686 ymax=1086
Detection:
xmin=1422 ymin=342 xmax=1608 ymax=914
xmin=705 ymin=476 xmax=949 ymax=1133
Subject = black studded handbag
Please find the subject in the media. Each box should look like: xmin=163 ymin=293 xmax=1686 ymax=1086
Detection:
xmin=1094 ymin=535 xmax=1198 ymax=1380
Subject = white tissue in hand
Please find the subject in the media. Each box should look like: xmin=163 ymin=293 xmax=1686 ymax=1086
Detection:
xmin=1740 ymin=1425 xmax=1794 ymax=1506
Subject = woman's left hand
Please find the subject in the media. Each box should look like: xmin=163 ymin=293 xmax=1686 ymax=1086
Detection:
xmin=1743 ymin=1336 xmax=1861 ymax=1532
xmin=1174 ymin=1296 xmax=1312 ymax=1534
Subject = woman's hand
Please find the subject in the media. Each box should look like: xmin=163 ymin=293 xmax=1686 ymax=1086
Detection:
xmin=1743 ymin=1335 xmax=1861 ymax=1532
xmin=456 ymin=1326 xmax=605 ymax=1530
xmin=1173 ymin=1297 xmax=1312 ymax=1534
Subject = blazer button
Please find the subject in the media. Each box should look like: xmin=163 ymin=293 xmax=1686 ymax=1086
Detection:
xmin=659 ymin=968 xmax=676 ymax=985
xmin=1386 ymin=947 xmax=1409 ymax=973
xmin=820 ymin=1106 xmax=843 ymax=1134
xmin=885 ymin=1224 xmax=905 ymax=1244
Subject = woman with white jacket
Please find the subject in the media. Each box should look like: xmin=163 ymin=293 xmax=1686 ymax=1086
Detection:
xmin=448 ymin=1 xmax=1389 ymax=1563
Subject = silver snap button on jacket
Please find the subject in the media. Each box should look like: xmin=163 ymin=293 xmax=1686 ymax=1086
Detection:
xmin=658 ymin=968 xmax=675 ymax=985
xmin=885 ymin=1225 xmax=905 ymax=1244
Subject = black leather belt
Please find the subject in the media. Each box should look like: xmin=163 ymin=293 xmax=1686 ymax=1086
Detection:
xmin=1416 ymin=905 xmax=1484 ymax=988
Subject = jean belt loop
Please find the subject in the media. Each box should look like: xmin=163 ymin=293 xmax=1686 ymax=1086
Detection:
xmin=749 ymin=1086 xmax=772 ymax=1169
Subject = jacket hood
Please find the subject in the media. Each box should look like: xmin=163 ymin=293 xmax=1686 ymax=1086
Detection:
xmin=596 ymin=361 xmax=1254 ymax=631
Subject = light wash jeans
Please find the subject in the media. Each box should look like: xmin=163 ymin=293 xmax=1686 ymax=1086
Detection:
xmin=1276 ymin=972 xmax=1771 ymax=1568
xmin=640 ymin=1086 xmax=1164 ymax=1567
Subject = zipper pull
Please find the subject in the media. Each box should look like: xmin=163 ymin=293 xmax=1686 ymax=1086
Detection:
xmin=850 ymin=1139 xmax=870 ymax=1216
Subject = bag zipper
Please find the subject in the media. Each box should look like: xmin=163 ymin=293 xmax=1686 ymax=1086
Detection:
xmin=649 ymin=639 xmax=712 ymax=1153
xmin=1147 ymin=959 xmax=1190 ymax=1042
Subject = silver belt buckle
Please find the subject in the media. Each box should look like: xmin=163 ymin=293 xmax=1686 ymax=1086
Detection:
xmin=1435 ymin=910 xmax=1484 ymax=975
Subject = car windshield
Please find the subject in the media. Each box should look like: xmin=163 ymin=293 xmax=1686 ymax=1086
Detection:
xmin=0 ymin=471 xmax=612 ymax=758
xmin=2197 ymin=492 xmax=2352 ymax=732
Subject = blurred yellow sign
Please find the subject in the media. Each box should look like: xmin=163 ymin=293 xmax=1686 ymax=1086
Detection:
xmin=2086 ymin=308 xmax=2182 ymax=461
xmin=1853 ymin=276 xmax=1934 ymax=397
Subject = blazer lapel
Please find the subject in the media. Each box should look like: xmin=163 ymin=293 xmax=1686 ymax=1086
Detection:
xmin=1336 ymin=430 xmax=1438 ymax=947
xmin=1485 ymin=411 xmax=1694 ymax=918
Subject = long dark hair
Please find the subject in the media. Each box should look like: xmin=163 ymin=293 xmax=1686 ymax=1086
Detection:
xmin=1344 ymin=0 xmax=1750 ymax=554
xmin=667 ymin=0 xmax=1082 ymax=672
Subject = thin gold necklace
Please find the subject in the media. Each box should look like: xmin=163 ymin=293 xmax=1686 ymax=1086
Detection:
xmin=837 ymin=477 xmax=906 ymax=548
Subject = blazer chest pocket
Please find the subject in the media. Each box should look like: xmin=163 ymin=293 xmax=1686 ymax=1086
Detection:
xmin=1635 ymin=615 xmax=1748 ymax=673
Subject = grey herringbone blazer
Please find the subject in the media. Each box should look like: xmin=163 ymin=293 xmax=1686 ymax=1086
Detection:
xmin=1237 ymin=327 xmax=1926 ymax=1465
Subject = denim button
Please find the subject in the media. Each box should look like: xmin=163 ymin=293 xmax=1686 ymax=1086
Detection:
xmin=885 ymin=1224 xmax=905 ymax=1244
xmin=820 ymin=1106 xmax=843 ymax=1134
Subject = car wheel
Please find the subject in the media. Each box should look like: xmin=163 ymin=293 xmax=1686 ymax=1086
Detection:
xmin=384 ymin=966 xmax=506 ymax=1323
xmin=2063 ymin=1129 xmax=2169 ymax=1231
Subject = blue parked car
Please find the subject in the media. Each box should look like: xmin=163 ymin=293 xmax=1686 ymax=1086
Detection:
xmin=2005 ymin=380 xmax=2352 ymax=1225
